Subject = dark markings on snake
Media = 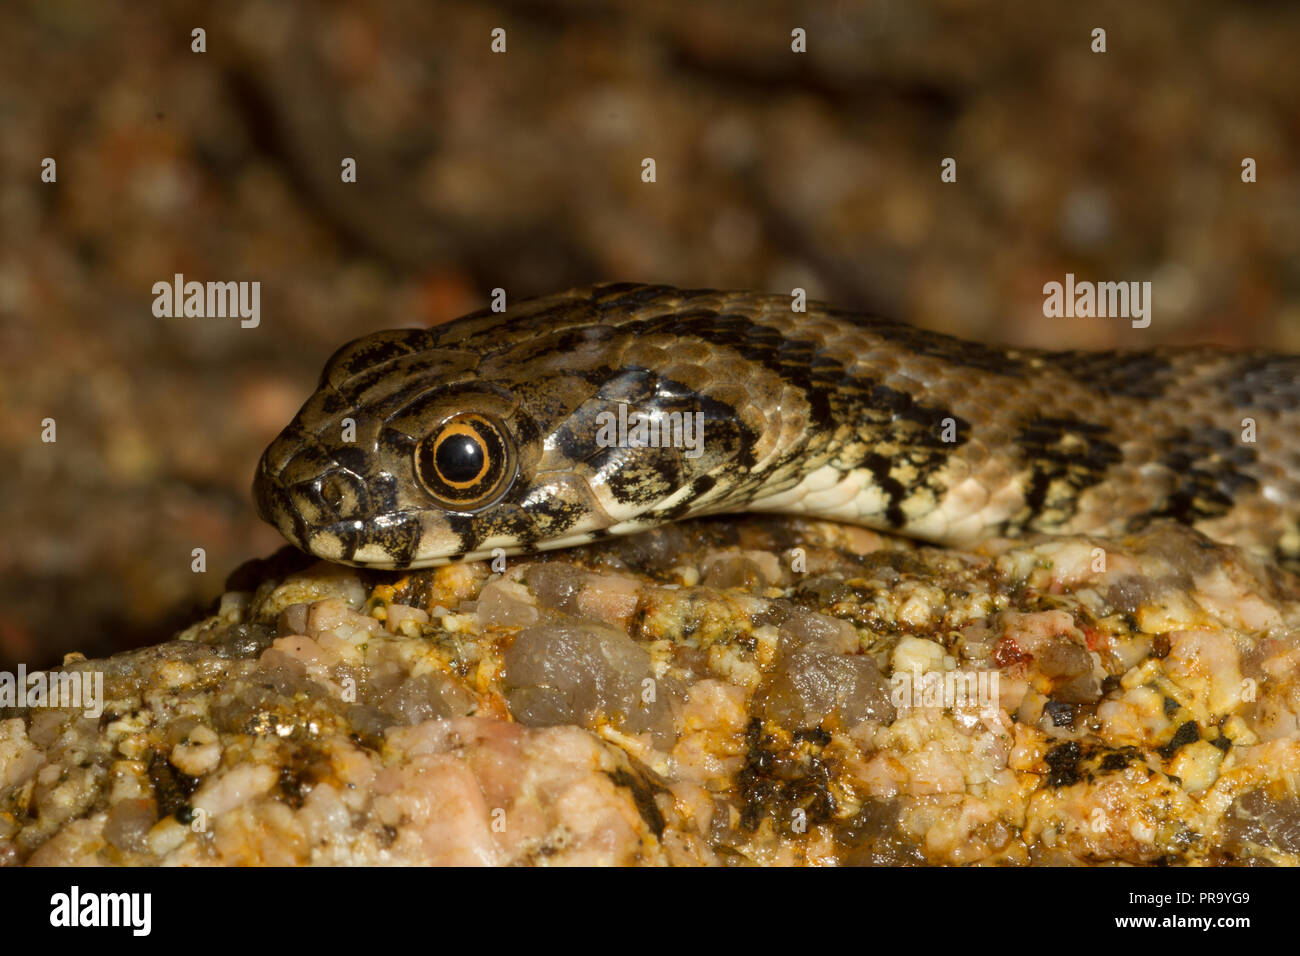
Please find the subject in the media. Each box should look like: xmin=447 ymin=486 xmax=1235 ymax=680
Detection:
xmin=364 ymin=471 xmax=400 ymax=514
xmin=442 ymin=511 xmax=478 ymax=557
xmin=523 ymin=494 xmax=587 ymax=537
xmin=323 ymin=335 xmax=415 ymax=387
xmin=1039 ymin=351 xmax=1178 ymax=400
xmin=868 ymin=383 xmax=971 ymax=446
xmin=551 ymin=416 xmax=596 ymax=465
xmin=620 ymin=309 xmax=840 ymax=425
xmin=378 ymin=429 xmax=417 ymax=463
xmin=329 ymin=444 xmax=372 ymax=476
xmin=330 ymin=522 xmax=363 ymax=563
xmin=615 ymin=307 xmax=975 ymax=477
xmin=1015 ymin=417 xmax=1123 ymax=529
xmin=488 ymin=509 xmax=537 ymax=553
xmin=509 ymin=413 xmax=544 ymax=449
xmin=594 ymin=283 xmax=678 ymax=314
xmin=489 ymin=323 xmax=622 ymax=366
xmin=860 ymin=452 xmax=912 ymax=528
xmin=1217 ymin=354 xmax=1300 ymax=412
xmin=691 ymin=474 xmax=718 ymax=498
xmin=1136 ymin=428 xmax=1260 ymax=526
xmin=369 ymin=515 xmax=420 ymax=567
xmin=607 ymin=457 xmax=681 ymax=507
xmin=317 ymin=390 xmax=349 ymax=416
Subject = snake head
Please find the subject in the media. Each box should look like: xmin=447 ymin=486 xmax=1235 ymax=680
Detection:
xmin=253 ymin=292 xmax=772 ymax=568
xmin=254 ymin=326 xmax=541 ymax=568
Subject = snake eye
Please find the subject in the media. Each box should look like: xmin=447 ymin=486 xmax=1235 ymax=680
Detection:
xmin=415 ymin=413 xmax=516 ymax=512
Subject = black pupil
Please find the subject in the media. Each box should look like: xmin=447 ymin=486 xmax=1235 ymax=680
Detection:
xmin=436 ymin=432 xmax=484 ymax=483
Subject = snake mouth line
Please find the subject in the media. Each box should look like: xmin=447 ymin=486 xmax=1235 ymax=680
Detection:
xmin=302 ymin=512 xmax=426 ymax=566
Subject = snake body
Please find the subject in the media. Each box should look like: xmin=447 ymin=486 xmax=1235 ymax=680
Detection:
xmin=255 ymin=283 xmax=1300 ymax=570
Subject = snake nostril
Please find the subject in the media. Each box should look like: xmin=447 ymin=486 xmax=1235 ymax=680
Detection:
xmin=309 ymin=470 xmax=365 ymax=520
xmin=319 ymin=475 xmax=346 ymax=509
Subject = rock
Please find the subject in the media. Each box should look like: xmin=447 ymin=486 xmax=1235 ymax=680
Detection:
xmin=4 ymin=516 xmax=1300 ymax=865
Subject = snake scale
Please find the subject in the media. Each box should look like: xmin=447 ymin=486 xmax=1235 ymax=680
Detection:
xmin=254 ymin=283 xmax=1300 ymax=571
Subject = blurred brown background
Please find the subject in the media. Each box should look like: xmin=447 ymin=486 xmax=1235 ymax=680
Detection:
xmin=2 ymin=0 xmax=1298 ymax=668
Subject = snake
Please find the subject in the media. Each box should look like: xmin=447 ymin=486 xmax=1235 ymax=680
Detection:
xmin=254 ymin=282 xmax=1300 ymax=571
